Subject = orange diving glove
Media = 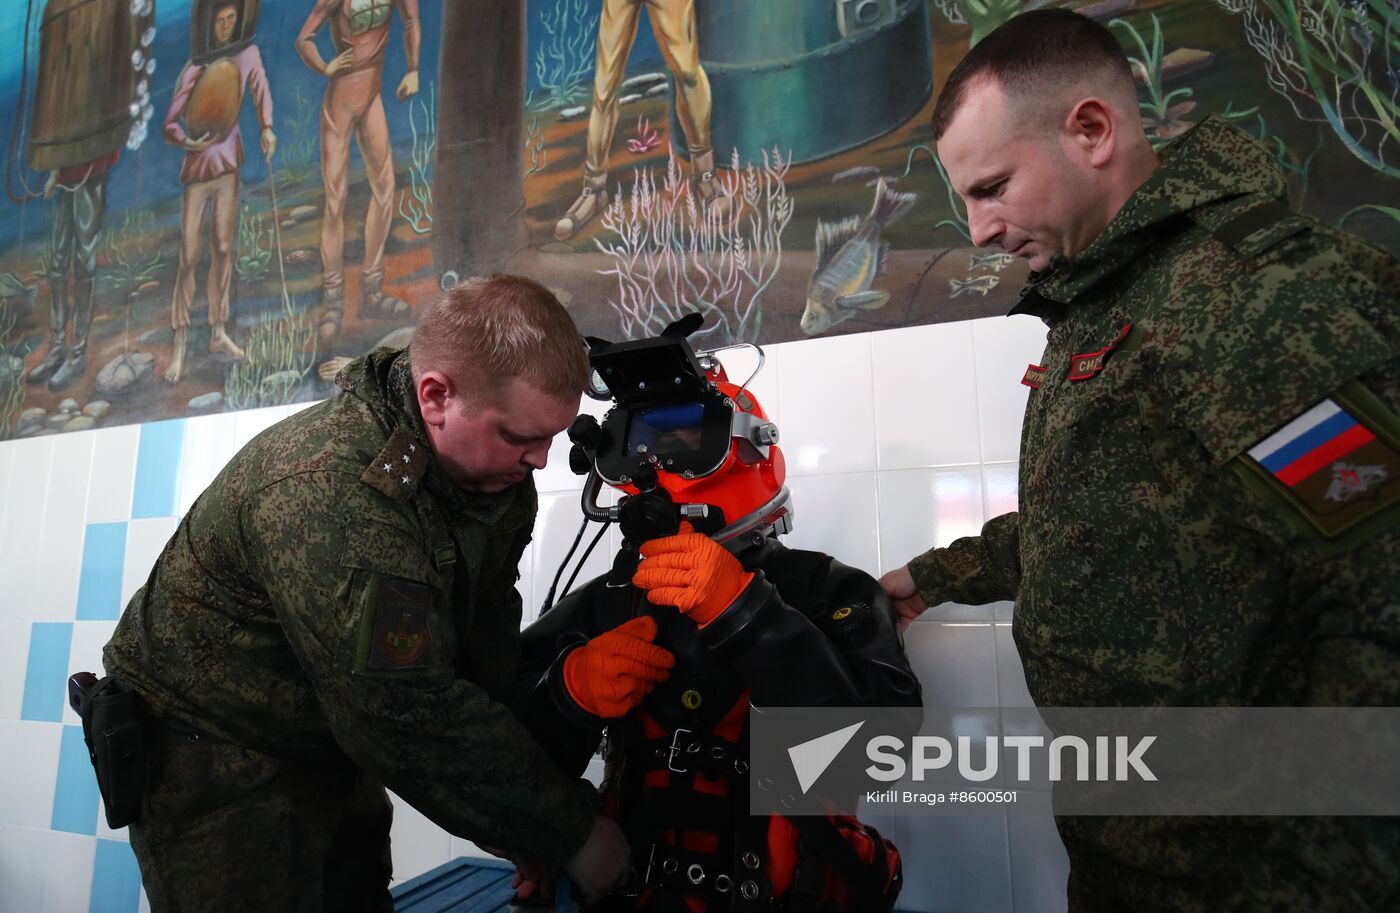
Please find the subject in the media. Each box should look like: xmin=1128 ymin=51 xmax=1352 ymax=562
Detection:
xmin=633 ymin=521 xmax=755 ymax=627
xmin=563 ymin=616 xmax=675 ymax=718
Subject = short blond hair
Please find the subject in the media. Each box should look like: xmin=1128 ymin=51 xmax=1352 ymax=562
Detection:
xmin=409 ymin=274 xmax=590 ymax=402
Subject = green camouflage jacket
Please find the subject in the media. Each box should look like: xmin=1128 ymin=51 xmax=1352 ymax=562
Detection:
xmin=104 ymin=347 xmax=594 ymax=865
xmin=909 ymin=119 xmax=1400 ymax=911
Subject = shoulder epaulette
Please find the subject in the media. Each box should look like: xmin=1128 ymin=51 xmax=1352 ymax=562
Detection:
xmin=1193 ymin=196 xmax=1311 ymax=259
xmin=360 ymin=427 xmax=430 ymax=501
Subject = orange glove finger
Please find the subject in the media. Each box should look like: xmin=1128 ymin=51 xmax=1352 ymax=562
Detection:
xmin=613 ymin=615 xmax=660 ymax=641
xmin=563 ymin=616 xmax=673 ymax=717
xmin=634 ymin=550 xmax=700 ymax=573
xmin=615 ymin=656 xmax=674 ymax=682
xmin=614 ymin=641 xmax=676 ymax=673
xmin=632 ymin=564 xmax=697 ymax=593
xmin=640 ymin=585 xmax=699 ymax=612
xmin=638 ymin=520 xmax=700 ymax=558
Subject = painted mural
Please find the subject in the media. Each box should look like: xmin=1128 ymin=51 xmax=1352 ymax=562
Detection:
xmin=0 ymin=0 xmax=1397 ymax=437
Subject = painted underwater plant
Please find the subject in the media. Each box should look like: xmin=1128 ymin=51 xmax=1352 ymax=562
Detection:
xmin=1219 ymin=0 xmax=1400 ymax=179
xmin=595 ymin=145 xmax=793 ymax=345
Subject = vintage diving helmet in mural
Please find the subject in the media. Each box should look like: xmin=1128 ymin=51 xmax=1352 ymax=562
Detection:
xmin=191 ymin=0 xmax=261 ymax=65
xmin=672 ymin=0 xmax=933 ymax=165
xmin=182 ymin=0 xmax=263 ymax=144
xmin=27 ymin=0 xmax=157 ymax=170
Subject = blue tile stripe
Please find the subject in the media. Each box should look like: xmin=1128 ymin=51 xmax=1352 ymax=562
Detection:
xmin=77 ymin=523 xmax=128 ymax=622
xmin=90 ymin=838 xmax=143 ymax=913
xmin=51 ymin=723 xmax=99 ymax=835
xmin=132 ymin=419 xmax=186 ymax=519
xmin=21 ymin=622 xmax=72 ymax=722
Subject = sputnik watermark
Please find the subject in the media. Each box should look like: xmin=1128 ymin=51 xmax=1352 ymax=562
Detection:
xmin=864 ymin=734 xmax=1157 ymax=783
xmin=750 ymin=706 xmax=1400 ymax=817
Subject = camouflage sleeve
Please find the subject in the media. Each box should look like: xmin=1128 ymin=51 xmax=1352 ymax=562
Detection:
xmin=1222 ymin=511 xmax=1400 ymax=909
xmin=1173 ymin=242 xmax=1400 ymax=907
xmin=906 ymin=511 xmax=1021 ymax=606
xmin=241 ymin=472 xmax=594 ymax=867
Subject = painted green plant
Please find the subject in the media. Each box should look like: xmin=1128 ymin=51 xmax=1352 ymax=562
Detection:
xmin=1110 ymin=14 xmax=1200 ymax=142
xmin=904 ymin=145 xmax=972 ymax=242
xmin=276 ymin=85 xmax=320 ymax=189
xmin=531 ymin=0 xmax=598 ymax=111
xmin=936 ymin=0 xmax=1050 ymax=46
xmin=101 ymin=206 xmax=164 ymax=356
xmin=223 ymin=309 xmax=317 ymax=409
xmin=1219 ymin=0 xmax=1400 ymax=178
xmin=0 ymin=303 xmax=26 ymax=439
xmin=397 ymin=82 xmax=436 ymax=235
xmin=235 ymin=204 xmax=272 ymax=283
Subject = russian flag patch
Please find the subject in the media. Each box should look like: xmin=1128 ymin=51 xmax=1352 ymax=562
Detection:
xmin=1244 ymin=392 xmax=1400 ymax=537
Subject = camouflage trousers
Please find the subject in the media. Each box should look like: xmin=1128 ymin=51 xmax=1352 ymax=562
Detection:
xmin=129 ymin=734 xmax=394 ymax=913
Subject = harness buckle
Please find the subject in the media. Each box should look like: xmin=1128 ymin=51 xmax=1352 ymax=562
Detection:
xmin=667 ymin=727 xmax=693 ymax=773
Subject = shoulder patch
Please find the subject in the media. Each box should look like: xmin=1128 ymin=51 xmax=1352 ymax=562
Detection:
xmin=356 ymin=575 xmax=437 ymax=675
xmin=361 ymin=427 xmax=430 ymax=500
xmin=1235 ymin=382 xmax=1400 ymax=540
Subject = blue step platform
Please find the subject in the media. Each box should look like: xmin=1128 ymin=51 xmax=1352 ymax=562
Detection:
xmin=391 ymin=858 xmax=520 ymax=913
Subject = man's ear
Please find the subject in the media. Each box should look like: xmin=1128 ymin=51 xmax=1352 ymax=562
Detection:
xmin=1066 ymin=98 xmax=1117 ymax=169
xmin=417 ymin=371 xmax=454 ymax=429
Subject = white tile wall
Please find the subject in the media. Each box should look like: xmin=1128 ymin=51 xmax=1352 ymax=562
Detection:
xmin=36 ymin=522 xmax=85 ymax=622
xmin=972 ymin=316 xmax=1047 ymax=463
xmin=4 ymin=435 xmax=54 ymax=530
xmin=0 ymin=720 xmax=62 ymax=828
xmin=45 ymin=430 xmax=95 ymax=525
xmin=85 ymin=425 xmax=140 ymax=523
xmin=0 ymin=824 xmax=97 ymax=913
xmin=872 ymin=320 xmax=982 ymax=470
xmin=0 ymin=623 xmax=31 ymax=720
xmin=176 ymin=413 xmax=237 ymax=518
xmin=775 ymin=332 xmax=877 ymax=476
xmin=877 ymin=466 xmax=986 ymax=589
xmin=0 ymin=318 xmax=1071 ymax=913
xmin=0 ymin=523 xmax=41 ymax=623
xmin=120 ymin=518 xmax=178 ymax=608
xmin=783 ymin=472 xmax=880 ymax=575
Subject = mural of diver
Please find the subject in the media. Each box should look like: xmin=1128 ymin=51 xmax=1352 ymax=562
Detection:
xmin=23 ymin=0 xmax=157 ymax=391
xmin=298 ymin=0 xmax=419 ymax=343
xmin=554 ymin=0 xmax=732 ymax=241
xmin=161 ymin=0 xmax=275 ymax=384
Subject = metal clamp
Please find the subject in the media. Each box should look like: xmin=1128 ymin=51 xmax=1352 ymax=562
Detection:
xmin=667 ymin=728 xmax=693 ymax=773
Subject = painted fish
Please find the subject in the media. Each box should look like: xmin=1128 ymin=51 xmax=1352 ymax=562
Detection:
xmin=801 ymin=179 xmax=917 ymax=335
xmin=949 ymin=275 xmax=1001 ymax=297
xmin=969 ymin=252 xmax=1016 ymax=272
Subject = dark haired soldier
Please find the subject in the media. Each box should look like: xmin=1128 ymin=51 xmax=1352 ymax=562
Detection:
xmin=880 ymin=9 xmax=1400 ymax=912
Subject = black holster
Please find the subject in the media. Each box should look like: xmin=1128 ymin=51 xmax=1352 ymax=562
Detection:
xmin=69 ymin=673 xmax=147 ymax=829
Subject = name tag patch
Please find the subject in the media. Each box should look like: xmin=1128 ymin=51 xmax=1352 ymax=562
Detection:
xmin=1021 ymin=364 xmax=1047 ymax=389
xmin=1069 ymin=324 xmax=1133 ymax=382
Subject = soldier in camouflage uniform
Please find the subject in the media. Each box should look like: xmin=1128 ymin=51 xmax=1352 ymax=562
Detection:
xmin=102 ymin=275 xmax=630 ymax=912
xmin=880 ymin=10 xmax=1400 ymax=912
